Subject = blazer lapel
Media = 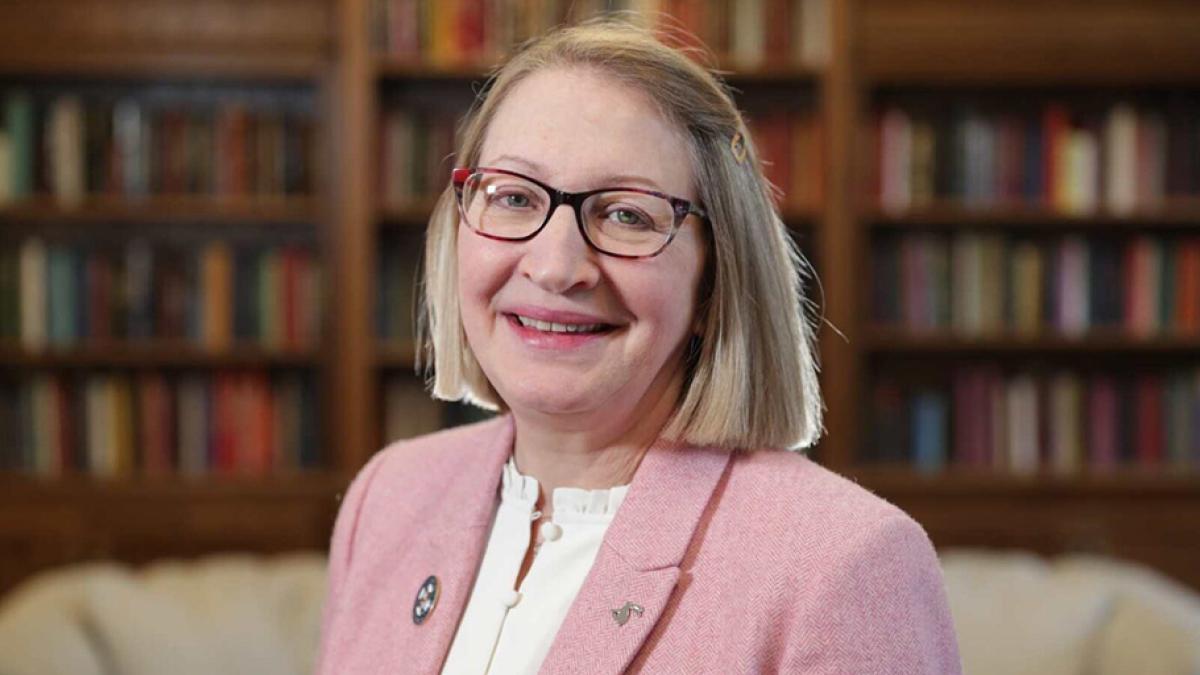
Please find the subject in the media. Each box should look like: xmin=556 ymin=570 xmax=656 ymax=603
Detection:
xmin=537 ymin=442 xmax=733 ymax=674
xmin=391 ymin=416 xmax=515 ymax=672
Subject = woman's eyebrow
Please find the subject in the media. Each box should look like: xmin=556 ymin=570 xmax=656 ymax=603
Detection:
xmin=484 ymin=154 xmax=667 ymax=192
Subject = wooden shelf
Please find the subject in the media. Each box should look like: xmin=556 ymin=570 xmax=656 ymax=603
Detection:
xmin=864 ymin=331 xmax=1200 ymax=355
xmin=377 ymin=342 xmax=418 ymax=369
xmin=0 ymin=195 xmax=321 ymax=227
xmin=0 ymin=53 xmax=327 ymax=82
xmin=0 ymin=472 xmax=347 ymax=500
xmin=867 ymin=201 xmax=1200 ymax=229
xmin=379 ymin=201 xmax=437 ymax=228
xmin=374 ymin=57 xmax=823 ymax=84
xmin=848 ymin=466 xmax=1200 ymax=497
xmin=0 ymin=342 xmax=322 ymax=369
xmin=859 ymin=1 xmax=1200 ymax=86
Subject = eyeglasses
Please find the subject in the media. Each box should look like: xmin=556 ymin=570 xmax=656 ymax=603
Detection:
xmin=451 ymin=167 xmax=707 ymax=259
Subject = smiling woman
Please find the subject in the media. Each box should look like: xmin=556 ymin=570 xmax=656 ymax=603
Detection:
xmin=317 ymin=18 xmax=962 ymax=675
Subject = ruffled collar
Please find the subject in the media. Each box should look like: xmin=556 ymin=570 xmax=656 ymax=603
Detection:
xmin=500 ymin=455 xmax=630 ymax=518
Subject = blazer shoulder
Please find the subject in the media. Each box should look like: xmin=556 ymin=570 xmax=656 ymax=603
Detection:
xmin=343 ymin=415 xmax=509 ymax=519
xmin=724 ymin=449 xmax=928 ymax=550
xmin=369 ymin=415 xmax=509 ymax=481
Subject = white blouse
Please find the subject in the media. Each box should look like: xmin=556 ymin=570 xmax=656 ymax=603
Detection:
xmin=440 ymin=455 xmax=629 ymax=674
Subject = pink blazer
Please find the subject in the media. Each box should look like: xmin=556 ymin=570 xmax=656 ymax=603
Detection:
xmin=317 ymin=416 xmax=962 ymax=674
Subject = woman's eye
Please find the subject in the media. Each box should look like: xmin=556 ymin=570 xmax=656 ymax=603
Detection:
xmin=609 ymin=208 xmax=649 ymax=227
xmin=486 ymin=189 xmax=537 ymax=209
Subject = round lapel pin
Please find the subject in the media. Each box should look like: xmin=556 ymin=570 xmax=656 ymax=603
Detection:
xmin=413 ymin=575 xmax=440 ymax=625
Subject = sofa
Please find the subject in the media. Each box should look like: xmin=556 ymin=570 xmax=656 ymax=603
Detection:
xmin=0 ymin=549 xmax=1197 ymax=674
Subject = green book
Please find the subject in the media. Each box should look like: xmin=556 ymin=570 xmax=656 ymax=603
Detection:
xmin=0 ymin=249 xmax=14 ymax=338
xmin=4 ymin=91 xmax=34 ymax=199
xmin=1161 ymin=240 xmax=1176 ymax=332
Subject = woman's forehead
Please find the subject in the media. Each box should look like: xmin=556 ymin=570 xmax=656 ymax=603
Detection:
xmin=479 ymin=67 xmax=694 ymax=197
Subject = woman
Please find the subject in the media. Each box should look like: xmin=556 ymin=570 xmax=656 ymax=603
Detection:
xmin=318 ymin=19 xmax=961 ymax=675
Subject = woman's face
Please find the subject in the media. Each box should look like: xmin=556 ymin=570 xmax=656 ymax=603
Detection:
xmin=457 ymin=67 xmax=707 ymax=428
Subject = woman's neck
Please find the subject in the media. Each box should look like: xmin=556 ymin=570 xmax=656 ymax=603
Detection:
xmin=510 ymin=370 xmax=682 ymax=518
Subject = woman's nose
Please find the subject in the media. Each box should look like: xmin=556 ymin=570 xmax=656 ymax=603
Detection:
xmin=517 ymin=204 xmax=601 ymax=294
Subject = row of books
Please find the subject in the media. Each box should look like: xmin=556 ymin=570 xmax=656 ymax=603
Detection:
xmin=377 ymin=243 xmax=420 ymax=342
xmin=382 ymin=375 xmax=492 ymax=443
xmin=0 ymin=370 xmax=321 ymax=477
xmin=377 ymin=104 xmax=823 ymax=212
xmin=869 ymin=366 xmax=1200 ymax=474
xmin=1 ymin=239 xmax=324 ymax=351
xmin=873 ymin=101 xmax=1200 ymax=214
xmin=745 ymin=109 xmax=823 ymax=213
xmin=0 ymin=90 xmax=316 ymax=206
xmin=378 ymin=105 xmax=458 ymax=207
xmin=371 ymin=0 xmax=829 ymax=69
xmin=872 ymin=234 xmax=1200 ymax=336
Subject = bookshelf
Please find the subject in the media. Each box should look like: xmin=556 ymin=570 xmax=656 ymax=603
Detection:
xmin=849 ymin=0 xmax=1200 ymax=591
xmin=0 ymin=0 xmax=341 ymax=594
xmin=3 ymin=0 xmax=1200 ymax=597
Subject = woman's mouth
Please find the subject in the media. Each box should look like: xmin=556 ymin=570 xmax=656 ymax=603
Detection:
xmin=510 ymin=314 xmax=613 ymax=334
xmin=503 ymin=312 xmax=618 ymax=348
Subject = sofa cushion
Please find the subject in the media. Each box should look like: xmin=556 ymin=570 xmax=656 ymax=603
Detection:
xmin=940 ymin=549 xmax=1114 ymax=675
xmin=1057 ymin=556 xmax=1200 ymax=675
xmin=0 ymin=564 xmax=109 ymax=675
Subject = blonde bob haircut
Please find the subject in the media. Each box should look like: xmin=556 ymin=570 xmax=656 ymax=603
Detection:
xmin=420 ymin=17 xmax=824 ymax=451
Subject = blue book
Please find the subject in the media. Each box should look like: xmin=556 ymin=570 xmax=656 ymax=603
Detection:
xmin=1023 ymin=115 xmax=1044 ymax=202
xmin=911 ymin=390 xmax=947 ymax=474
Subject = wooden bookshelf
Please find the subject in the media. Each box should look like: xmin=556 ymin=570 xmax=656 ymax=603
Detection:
xmin=846 ymin=0 xmax=1200 ymax=592
xmin=864 ymin=331 xmax=1200 ymax=355
xmin=0 ymin=0 xmax=339 ymax=596
xmin=376 ymin=341 xmax=418 ymax=369
xmin=867 ymin=201 xmax=1200 ymax=229
xmin=4 ymin=0 xmax=1200 ymax=598
xmin=0 ymin=195 xmax=322 ymax=226
xmin=0 ymin=342 xmax=321 ymax=369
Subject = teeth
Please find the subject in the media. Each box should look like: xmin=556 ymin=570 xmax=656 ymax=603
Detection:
xmin=515 ymin=315 xmax=605 ymax=333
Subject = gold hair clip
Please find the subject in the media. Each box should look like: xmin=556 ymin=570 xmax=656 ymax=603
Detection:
xmin=730 ymin=131 xmax=748 ymax=164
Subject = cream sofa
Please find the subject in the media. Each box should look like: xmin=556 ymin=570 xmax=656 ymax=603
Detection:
xmin=0 ymin=550 xmax=1197 ymax=674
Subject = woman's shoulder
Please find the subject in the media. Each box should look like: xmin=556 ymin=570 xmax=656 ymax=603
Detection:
xmin=370 ymin=415 xmax=509 ymax=477
xmin=337 ymin=416 xmax=510 ymax=517
xmin=720 ymin=448 xmax=932 ymax=558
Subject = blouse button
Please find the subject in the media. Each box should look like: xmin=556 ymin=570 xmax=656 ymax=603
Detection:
xmin=501 ymin=589 xmax=522 ymax=608
xmin=539 ymin=522 xmax=562 ymax=542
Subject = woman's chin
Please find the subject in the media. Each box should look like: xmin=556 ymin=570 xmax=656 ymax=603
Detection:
xmin=499 ymin=382 xmax=615 ymax=421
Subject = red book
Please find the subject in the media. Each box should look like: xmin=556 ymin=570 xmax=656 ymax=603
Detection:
xmin=1042 ymin=104 xmax=1070 ymax=208
xmin=1134 ymin=375 xmax=1164 ymax=467
xmin=211 ymin=373 xmax=237 ymax=474
xmin=160 ymin=109 xmax=188 ymax=194
xmin=455 ymin=0 xmax=486 ymax=63
xmin=86 ymin=254 xmax=111 ymax=340
xmin=1178 ymin=239 xmax=1200 ymax=334
xmin=1087 ymin=376 xmax=1118 ymax=471
xmin=765 ymin=0 xmax=792 ymax=64
xmin=252 ymin=373 xmax=275 ymax=475
xmin=751 ymin=111 xmax=792 ymax=206
xmin=997 ymin=115 xmax=1024 ymax=203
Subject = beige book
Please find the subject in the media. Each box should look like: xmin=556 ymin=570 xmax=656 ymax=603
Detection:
xmin=49 ymin=96 xmax=85 ymax=207
xmin=1105 ymin=103 xmax=1138 ymax=215
xmin=18 ymin=238 xmax=46 ymax=351
xmin=1048 ymin=372 xmax=1083 ymax=476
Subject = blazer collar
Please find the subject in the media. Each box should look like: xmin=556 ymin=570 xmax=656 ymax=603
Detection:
xmin=537 ymin=436 xmax=733 ymax=673
xmin=416 ymin=415 xmax=734 ymax=674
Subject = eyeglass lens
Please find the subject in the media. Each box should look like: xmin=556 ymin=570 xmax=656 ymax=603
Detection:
xmin=459 ymin=171 xmax=675 ymax=256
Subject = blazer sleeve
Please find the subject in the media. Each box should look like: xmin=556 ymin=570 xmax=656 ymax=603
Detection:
xmin=781 ymin=515 xmax=963 ymax=674
xmin=315 ymin=450 xmax=389 ymax=672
